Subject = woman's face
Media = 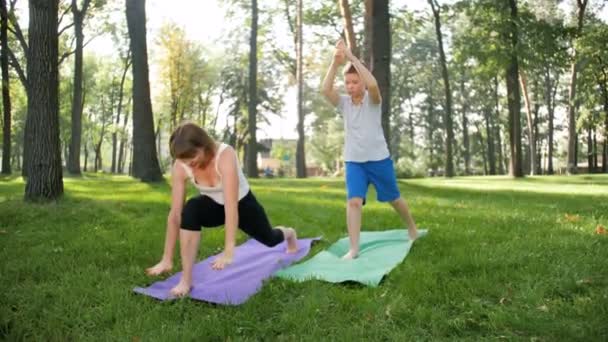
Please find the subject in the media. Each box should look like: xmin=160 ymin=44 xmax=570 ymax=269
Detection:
xmin=180 ymin=149 xmax=206 ymax=169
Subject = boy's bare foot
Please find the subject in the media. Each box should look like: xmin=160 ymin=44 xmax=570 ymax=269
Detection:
xmin=342 ymin=249 xmax=358 ymax=259
xmin=408 ymin=227 xmax=418 ymax=241
xmin=170 ymin=279 xmax=192 ymax=297
xmin=145 ymin=260 xmax=173 ymax=276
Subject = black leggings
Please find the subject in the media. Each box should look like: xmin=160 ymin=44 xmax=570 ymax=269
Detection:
xmin=180 ymin=191 xmax=284 ymax=247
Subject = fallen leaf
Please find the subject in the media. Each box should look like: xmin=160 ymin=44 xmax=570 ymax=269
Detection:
xmin=564 ymin=213 xmax=581 ymax=223
xmin=595 ymin=225 xmax=606 ymax=235
xmin=576 ymin=278 xmax=592 ymax=285
xmin=537 ymin=305 xmax=549 ymax=312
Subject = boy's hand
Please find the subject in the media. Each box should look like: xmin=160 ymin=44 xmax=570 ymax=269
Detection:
xmin=337 ymin=39 xmax=354 ymax=60
xmin=334 ymin=49 xmax=346 ymax=65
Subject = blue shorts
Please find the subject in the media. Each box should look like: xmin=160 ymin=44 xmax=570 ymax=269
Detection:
xmin=345 ymin=157 xmax=400 ymax=203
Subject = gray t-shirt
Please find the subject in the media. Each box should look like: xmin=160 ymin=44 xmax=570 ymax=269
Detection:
xmin=337 ymin=91 xmax=390 ymax=162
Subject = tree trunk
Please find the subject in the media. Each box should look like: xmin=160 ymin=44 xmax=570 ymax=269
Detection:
xmin=519 ymin=71 xmax=536 ymax=175
xmin=544 ymin=68 xmax=557 ymax=174
xmin=494 ymin=76 xmax=506 ymax=175
xmin=505 ymin=0 xmax=523 ymax=177
xmin=460 ymin=74 xmax=471 ymax=175
xmin=111 ymin=55 xmax=131 ymax=173
xmin=24 ymin=0 xmax=63 ymax=201
xmin=83 ymin=141 xmax=88 ymax=172
xmin=338 ymin=0 xmax=358 ymax=55
xmin=126 ymin=0 xmax=163 ymax=182
xmin=566 ymin=0 xmax=588 ymax=175
xmin=600 ymin=74 xmax=608 ymax=173
xmin=429 ymin=0 xmax=454 ymax=177
xmin=66 ymin=0 xmax=91 ymax=175
xmin=371 ymin=0 xmax=391 ymax=153
xmin=587 ymin=126 xmax=592 ymax=173
xmin=295 ymin=0 xmax=306 ymax=178
xmin=593 ymin=127 xmax=597 ymax=171
xmin=1 ymin=0 xmax=11 ymax=174
xmin=245 ymin=0 xmax=259 ymax=178
xmin=362 ymin=0 xmax=373 ymax=65
xmin=483 ymin=107 xmax=496 ymax=175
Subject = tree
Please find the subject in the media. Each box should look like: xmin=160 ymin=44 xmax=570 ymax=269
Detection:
xmin=1 ymin=0 xmax=11 ymax=174
xmin=24 ymin=0 xmax=63 ymax=201
xmin=66 ymin=0 xmax=90 ymax=174
xmin=294 ymin=0 xmax=306 ymax=178
xmin=505 ymin=0 xmax=523 ymax=177
xmin=245 ymin=0 xmax=259 ymax=177
xmin=428 ymin=0 xmax=455 ymax=177
xmin=566 ymin=0 xmax=588 ymax=174
xmin=125 ymin=0 xmax=162 ymax=182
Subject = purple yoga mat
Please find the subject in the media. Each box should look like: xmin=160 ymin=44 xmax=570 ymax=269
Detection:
xmin=134 ymin=238 xmax=317 ymax=305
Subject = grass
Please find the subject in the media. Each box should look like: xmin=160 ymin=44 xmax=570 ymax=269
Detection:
xmin=1 ymin=173 xmax=607 ymax=341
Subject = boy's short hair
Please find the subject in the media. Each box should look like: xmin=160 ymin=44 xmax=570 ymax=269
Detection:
xmin=343 ymin=62 xmax=358 ymax=75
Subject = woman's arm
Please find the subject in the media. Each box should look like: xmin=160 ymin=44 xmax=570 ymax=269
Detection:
xmin=212 ymin=146 xmax=239 ymax=270
xmin=146 ymin=162 xmax=186 ymax=275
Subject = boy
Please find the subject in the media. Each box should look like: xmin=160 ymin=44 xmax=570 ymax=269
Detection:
xmin=321 ymin=40 xmax=418 ymax=259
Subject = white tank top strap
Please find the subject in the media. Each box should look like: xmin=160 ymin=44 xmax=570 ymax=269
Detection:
xmin=214 ymin=143 xmax=229 ymax=176
xmin=179 ymin=160 xmax=193 ymax=178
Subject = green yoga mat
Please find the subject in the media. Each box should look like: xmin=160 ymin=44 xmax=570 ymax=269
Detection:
xmin=275 ymin=229 xmax=427 ymax=287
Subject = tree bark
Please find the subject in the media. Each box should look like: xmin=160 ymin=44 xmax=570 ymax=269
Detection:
xmin=67 ymin=0 xmax=91 ymax=175
xmin=429 ymin=0 xmax=454 ymax=177
xmin=566 ymin=0 xmax=588 ymax=174
xmin=111 ymin=55 xmax=131 ymax=173
xmin=371 ymin=0 xmax=391 ymax=153
xmin=126 ymin=0 xmax=163 ymax=182
xmin=338 ymin=0 xmax=358 ymax=55
xmin=494 ymin=76 xmax=506 ymax=175
xmin=460 ymin=74 xmax=471 ymax=175
xmin=24 ymin=0 xmax=63 ymax=201
xmin=295 ymin=0 xmax=306 ymax=178
xmin=1 ymin=0 xmax=11 ymax=174
xmin=483 ymin=106 xmax=496 ymax=175
xmin=519 ymin=71 xmax=536 ymax=175
xmin=505 ymin=0 xmax=523 ymax=177
xmin=246 ymin=0 xmax=259 ymax=178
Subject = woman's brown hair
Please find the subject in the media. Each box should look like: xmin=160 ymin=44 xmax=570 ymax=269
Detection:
xmin=169 ymin=122 xmax=216 ymax=168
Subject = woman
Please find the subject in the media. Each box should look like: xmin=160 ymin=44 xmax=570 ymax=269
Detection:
xmin=146 ymin=122 xmax=298 ymax=297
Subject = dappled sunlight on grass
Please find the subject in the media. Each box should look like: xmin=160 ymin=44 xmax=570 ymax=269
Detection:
xmin=1 ymin=173 xmax=607 ymax=340
xmin=405 ymin=174 xmax=608 ymax=196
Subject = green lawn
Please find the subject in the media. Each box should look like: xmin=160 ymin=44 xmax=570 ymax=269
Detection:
xmin=1 ymin=174 xmax=607 ymax=340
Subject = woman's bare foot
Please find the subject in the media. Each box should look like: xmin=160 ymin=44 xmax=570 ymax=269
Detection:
xmin=342 ymin=249 xmax=358 ymax=259
xmin=145 ymin=260 xmax=173 ymax=276
xmin=170 ymin=279 xmax=192 ymax=297
xmin=278 ymin=226 xmax=298 ymax=253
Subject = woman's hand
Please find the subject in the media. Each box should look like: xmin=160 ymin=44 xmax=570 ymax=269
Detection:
xmin=211 ymin=251 xmax=234 ymax=270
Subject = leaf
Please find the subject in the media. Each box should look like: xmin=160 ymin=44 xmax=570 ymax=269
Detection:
xmin=564 ymin=213 xmax=581 ymax=223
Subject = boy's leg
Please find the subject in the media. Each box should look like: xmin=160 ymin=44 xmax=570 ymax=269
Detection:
xmin=390 ymin=198 xmax=418 ymax=240
xmin=345 ymin=197 xmax=364 ymax=259
xmin=344 ymin=162 xmax=369 ymax=259
xmin=368 ymin=158 xmax=418 ymax=240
